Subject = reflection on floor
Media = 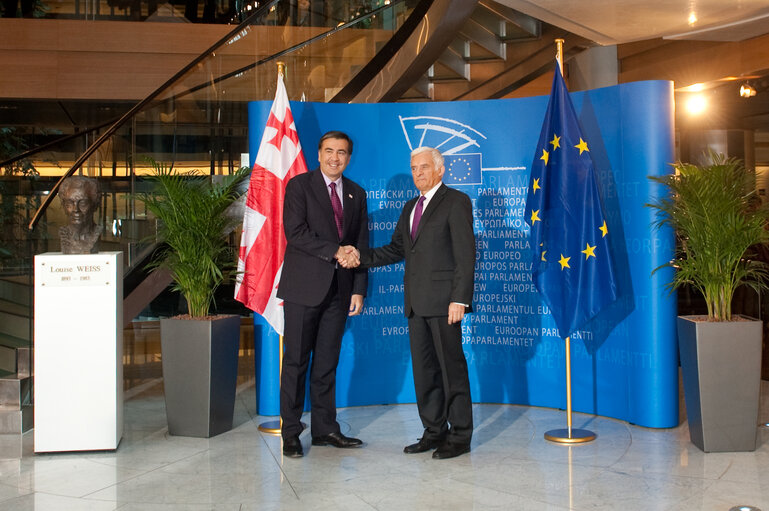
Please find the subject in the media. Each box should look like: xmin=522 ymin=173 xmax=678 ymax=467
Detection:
xmin=0 ymin=323 xmax=768 ymax=510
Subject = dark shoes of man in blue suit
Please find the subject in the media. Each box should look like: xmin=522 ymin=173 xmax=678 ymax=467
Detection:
xmin=282 ymin=432 xmax=362 ymax=458
xmin=282 ymin=435 xmax=303 ymax=458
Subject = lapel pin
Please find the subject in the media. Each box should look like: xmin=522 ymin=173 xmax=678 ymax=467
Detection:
xmin=348 ymin=194 xmax=353 ymax=199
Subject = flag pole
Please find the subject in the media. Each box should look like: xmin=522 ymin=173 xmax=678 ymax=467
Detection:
xmin=555 ymin=38 xmax=564 ymax=74
xmin=257 ymin=333 xmax=306 ymax=435
xmin=257 ymin=333 xmax=283 ymax=435
xmin=257 ymin=61 xmax=291 ymax=436
xmin=544 ymin=335 xmax=595 ymax=443
xmin=543 ymin=39 xmax=596 ymax=444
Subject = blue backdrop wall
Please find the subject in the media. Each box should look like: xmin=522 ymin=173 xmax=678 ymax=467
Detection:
xmin=249 ymin=80 xmax=678 ymax=428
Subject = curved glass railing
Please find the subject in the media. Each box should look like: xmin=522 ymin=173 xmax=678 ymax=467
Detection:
xmin=0 ymin=0 xmax=424 ymax=355
xmin=1 ymin=0 xmax=383 ymax=25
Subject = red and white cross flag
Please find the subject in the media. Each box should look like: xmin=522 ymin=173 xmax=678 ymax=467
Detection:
xmin=234 ymin=73 xmax=308 ymax=335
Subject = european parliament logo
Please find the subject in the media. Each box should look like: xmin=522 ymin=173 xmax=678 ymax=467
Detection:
xmin=399 ymin=115 xmax=486 ymax=155
xmin=444 ymin=154 xmax=482 ymax=185
xmin=398 ymin=114 xmax=524 ymax=185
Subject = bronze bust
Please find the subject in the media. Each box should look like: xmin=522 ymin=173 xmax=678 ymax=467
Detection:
xmin=58 ymin=176 xmax=101 ymax=254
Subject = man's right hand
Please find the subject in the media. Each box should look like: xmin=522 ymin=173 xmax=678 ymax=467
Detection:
xmin=336 ymin=245 xmax=360 ymax=268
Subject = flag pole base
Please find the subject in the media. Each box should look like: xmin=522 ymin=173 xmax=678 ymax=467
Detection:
xmin=258 ymin=420 xmax=281 ymax=435
xmin=544 ymin=428 xmax=596 ymax=444
xmin=257 ymin=420 xmax=306 ymax=435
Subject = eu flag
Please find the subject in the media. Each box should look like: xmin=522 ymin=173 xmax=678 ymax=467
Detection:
xmin=444 ymin=154 xmax=482 ymax=185
xmin=524 ymin=64 xmax=618 ymax=340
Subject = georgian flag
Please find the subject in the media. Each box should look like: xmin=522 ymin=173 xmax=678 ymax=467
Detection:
xmin=234 ymin=73 xmax=308 ymax=335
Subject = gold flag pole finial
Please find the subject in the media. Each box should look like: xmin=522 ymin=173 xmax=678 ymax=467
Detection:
xmin=277 ymin=61 xmax=286 ymax=78
xmin=555 ymin=39 xmax=564 ymax=75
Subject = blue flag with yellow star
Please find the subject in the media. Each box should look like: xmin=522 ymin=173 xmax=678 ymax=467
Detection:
xmin=444 ymin=154 xmax=482 ymax=184
xmin=524 ymin=64 xmax=618 ymax=340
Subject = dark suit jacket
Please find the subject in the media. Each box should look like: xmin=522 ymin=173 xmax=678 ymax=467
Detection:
xmin=360 ymin=183 xmax=475 ymax=317
xmin=277 ymin=169 xmax=368 ymax=307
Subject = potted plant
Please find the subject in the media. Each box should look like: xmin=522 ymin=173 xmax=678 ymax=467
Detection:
xmin=647 ymin=151 xmax=769 ymax=452
xmin=138 ymin=158 xmax=250 ymax=437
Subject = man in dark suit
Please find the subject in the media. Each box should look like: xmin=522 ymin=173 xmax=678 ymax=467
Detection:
xmin=277 ymin=131 xmax=369 ymax=458
xmin=341 ymin=146 xmax=475 ymax=459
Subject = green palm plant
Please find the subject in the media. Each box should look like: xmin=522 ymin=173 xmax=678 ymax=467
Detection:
xmin=647 ymin=152 xmax=769 ymax=321
xmin=138 ymin=158 xmax=250 ymax=318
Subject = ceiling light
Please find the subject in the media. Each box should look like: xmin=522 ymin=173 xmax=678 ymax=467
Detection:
xmin=740 ymin=83 xmax=757 ymax=98
xmin=688 ymin=12 xmax=697 ymax=25
xmin=685 ymin=94 xmax=707 ymax=116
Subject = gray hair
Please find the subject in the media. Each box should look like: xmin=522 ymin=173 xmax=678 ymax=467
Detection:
xmin=410 ymin=146 xmax=443 ymax=169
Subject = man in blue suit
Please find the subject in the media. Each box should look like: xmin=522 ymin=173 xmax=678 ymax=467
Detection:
xmin=277 ymin=131 xmax=369 ymax=458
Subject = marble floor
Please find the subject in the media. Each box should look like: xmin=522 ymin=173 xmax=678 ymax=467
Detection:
xmin=1 ymin=379 xmax=769 ymax=511
xmin=3 ymin=329 xmax=769 ymax=511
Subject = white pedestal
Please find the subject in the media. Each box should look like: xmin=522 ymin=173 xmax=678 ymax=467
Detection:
xmin=34 ymin=252 xmax=124 ymax=452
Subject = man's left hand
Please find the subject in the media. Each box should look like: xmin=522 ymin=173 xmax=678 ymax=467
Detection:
xmin=349 ymin=294 xmax=364 ymax=316
xmin=448 ymin=302 xmax=465 ymax=324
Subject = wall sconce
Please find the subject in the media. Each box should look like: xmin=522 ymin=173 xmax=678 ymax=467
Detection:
xmin=740 ymin=83 xmax=757 ymax=98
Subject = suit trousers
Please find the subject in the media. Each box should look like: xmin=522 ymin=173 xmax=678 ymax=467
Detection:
xmin=280 ymin=276 xmax=348 ymax=439
xmin=407 ymin=314 xmax=473 ymax=445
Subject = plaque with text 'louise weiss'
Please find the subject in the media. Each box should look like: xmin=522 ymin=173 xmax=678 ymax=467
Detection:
xmin=38 ymin=259 xmax=113 ymax=287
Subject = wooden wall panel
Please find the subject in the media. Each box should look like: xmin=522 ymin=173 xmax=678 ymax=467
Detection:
xmin=0 ymin=51 xmax=58 ymax=99
xmin=0 ymin=19 xmax=390 ymax=101
xmin=0 ymin=19 xmax=232 ymax=100
xmin=618 ymin=33 xmax=769 ymax=87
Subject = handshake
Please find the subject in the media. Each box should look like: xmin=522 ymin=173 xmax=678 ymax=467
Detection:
xmin=335 ymin=245 xmax=361 ymax=269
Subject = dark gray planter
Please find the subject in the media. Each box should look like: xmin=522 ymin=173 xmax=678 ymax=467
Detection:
xmin=160 ymin=315 xmax=240 ymax=438
xmin=677 ymin=315 xmax=762 ymax=452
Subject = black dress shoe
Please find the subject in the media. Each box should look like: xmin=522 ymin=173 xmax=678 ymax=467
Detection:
xmin=432 ymin=441 xmax=470 ymax=459
xmin=403 ymin=437 xmax=443 ymax=454
xmin=282 ymin=435 xmax=303 ymax=458
xmin=311 ymin=431 xmax=363 ymax=448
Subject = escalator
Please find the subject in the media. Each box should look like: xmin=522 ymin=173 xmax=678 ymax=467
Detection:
xmin=0 ymin=0 xmax=480 ymax=435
